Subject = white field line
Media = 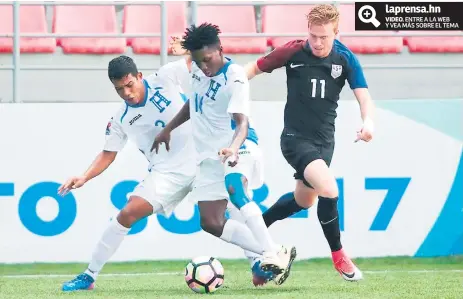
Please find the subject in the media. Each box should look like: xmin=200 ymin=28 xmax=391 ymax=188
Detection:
xmin=1 ymin=269 xmax=462 ymax=279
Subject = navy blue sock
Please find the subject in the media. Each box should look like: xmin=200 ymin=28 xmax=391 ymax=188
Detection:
xmin=317 ymin=196 xmax=342 ymax=252
xmin=262 ymin=192 xmax=305 ymax=227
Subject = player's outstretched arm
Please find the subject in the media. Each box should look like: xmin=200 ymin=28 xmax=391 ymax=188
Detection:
xmin=151 ymin=100 xmax=190 ymax=153
xmin=353 ymin=88 xmax=375 ymax=143
xmin=244 ymin=61 xmax=263 ymax=80
xmin=344 ymin=49 xmax=375 ymax=143
xmin=58 ymin=150 xmax=117 ymax=196
xmin=244 ymin=40 xmax=303 ymax=80
xmin=229 ymin=113 xmax=249 ymax=151
xmin=165 ymin=100 xmax=190 ymax=132
xmin=169 ymin=35 xmax=193 ymax=72
xmin=220 ymin=113 xmax=249 ymax=167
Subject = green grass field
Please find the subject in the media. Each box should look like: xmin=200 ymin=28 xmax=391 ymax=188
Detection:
xmin=1 ymin=257 xmax=462 ymax=299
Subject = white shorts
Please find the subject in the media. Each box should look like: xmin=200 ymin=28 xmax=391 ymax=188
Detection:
xmin=189 ymin=140 xmax=264 ymax=203
xmin=129 ymin=170 xmax=195 ymax=217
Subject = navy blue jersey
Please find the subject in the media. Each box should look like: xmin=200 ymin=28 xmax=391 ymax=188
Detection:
xmin=257 ymin=39 xmax=367 ymax=142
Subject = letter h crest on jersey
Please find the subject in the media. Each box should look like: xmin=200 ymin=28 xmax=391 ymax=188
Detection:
xmin=331 ymin=64 xmax=342 ymax=79
xmin=205 ymin=80 xmax=221 ymax=101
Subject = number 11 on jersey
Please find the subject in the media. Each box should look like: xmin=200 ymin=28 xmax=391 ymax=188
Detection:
xmin=310 ymin=79 xmax=325 ymax=99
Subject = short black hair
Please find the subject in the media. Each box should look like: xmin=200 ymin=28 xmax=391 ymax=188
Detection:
xmin=181 ymin=22 xmax=221 ymax=52
xmin=108 ymin=55 xmax=138 ymax=81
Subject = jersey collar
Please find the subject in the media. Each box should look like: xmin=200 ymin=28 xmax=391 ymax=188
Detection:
xmin=214 ymin=57 xmax=232 ymax=77
xmin=126 ymin=79 xmax=149 ymax=108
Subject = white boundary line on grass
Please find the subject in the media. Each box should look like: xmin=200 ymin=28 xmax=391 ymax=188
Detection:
xmin=2 ymin=269 xmax=463 ymax=279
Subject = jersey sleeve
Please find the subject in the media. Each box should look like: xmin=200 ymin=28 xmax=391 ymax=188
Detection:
xmin=156 ymin=58 xmax=190 ymax=87
xmin=345 ymin=52 xmax=368 ymax=89
xmin=103 ymin=116 xmax=128 ymax=152
xmin=226 ymin=69 xmax=250 ymax=117
xmin=256 ymin=40 xmax=304 ymax=73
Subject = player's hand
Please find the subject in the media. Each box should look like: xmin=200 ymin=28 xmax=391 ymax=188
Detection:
xmin=170 ymin=35 xmax=188 ymax=56
xmin=355 ymin=118 xmax=374 ymax=143
xmin=58 ymin=176 xmax=87 ymax=196
xmin=152 ymin=129 xmax=171 ymax=153
xmin=219 ymin=148 xmax=239 ymax=167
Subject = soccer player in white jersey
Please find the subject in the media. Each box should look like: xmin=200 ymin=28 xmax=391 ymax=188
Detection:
xmin=59 ymin=56 xmax=196 ymax=292
xmin=153 ymin=23 xmax=296 ymax=285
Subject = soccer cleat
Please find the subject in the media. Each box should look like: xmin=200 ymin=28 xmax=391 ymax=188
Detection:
xmin=61 ymin=273 xmax=95 ymax=292
xmin=273 ymin=245 xmax=297 ymax=285
xmin=259 ymin=251 xmax=285 ymax=277
xmin=251 ymin=259 xmax=274 ymax=287
xmin=332 ymin=249 xmax=363 ymax=281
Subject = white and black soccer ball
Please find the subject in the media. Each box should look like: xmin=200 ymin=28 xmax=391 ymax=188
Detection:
xmin=184 ymin=256 xmax=224 ymax=294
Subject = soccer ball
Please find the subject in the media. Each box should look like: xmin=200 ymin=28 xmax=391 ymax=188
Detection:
xmin=185 ymin=256 xmax=224 ymax=294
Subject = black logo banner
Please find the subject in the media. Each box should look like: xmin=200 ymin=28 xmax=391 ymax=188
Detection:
xmin=355 ymin=2 xmax=463 ymax=30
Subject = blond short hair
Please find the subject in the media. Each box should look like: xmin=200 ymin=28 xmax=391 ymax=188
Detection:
xmin=307 ymin=4 xmax=340 ymax=29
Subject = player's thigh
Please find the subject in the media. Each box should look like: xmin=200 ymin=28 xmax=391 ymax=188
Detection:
xmin=224 ymin=141 xmax=263 ymax=191
xmin=303 ymin=159 xmax=338 ymax=198
xmin=198 ymin=199 xmax=229 ymax=222
xmin=294 ymin=180 xmax=319 ymax=209
xmin=130 ymin=170 xmax=195 ymax=217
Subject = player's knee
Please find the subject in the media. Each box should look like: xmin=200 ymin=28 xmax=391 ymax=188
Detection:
xmin=117 ymin=208 xmax=138 ymax=228
xmin=225 ymin=173 xmax=249 ymax=209
xmin=200 ymin=216 xmax=225 ymax=237
xmin=316 ymin=180 xmax=339 ymax=198
xmin=318 ymin=186 xmax=338 ymax=199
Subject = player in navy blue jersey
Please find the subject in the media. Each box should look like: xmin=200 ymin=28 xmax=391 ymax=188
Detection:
xmin=245 ymin=4 xmax=375 ymax=281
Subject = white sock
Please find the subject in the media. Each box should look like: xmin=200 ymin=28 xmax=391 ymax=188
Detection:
xmin=85 ymin=218 xmax=130 ymax=280
xmin=240 ymin=202 xmax=277 ymax=254
xmin=226 ymin=202 xmax=280 ymax=263
xmin=220 ymin=219 xmax=264 ymax=255
xmin=227 ymin=203 xmax=263 ymax=263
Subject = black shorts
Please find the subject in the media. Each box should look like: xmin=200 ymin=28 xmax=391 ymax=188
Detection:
xmin=280 ymin=132 xmax=335 ymax=188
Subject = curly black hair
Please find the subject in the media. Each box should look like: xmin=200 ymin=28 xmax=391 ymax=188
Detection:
xmin=108 ymin=55 xmax=138 ymax=81
xmin=181 ymin=22 xmax=222 ymax=52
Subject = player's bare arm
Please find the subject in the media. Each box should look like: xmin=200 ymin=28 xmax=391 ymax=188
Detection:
xmin=220 ymin=113 xmax=249 ymax=167
xmin=58 ymin=150 xmax=117 ymax=196
xmin=169 ymin=35 xmax=193 ymax=72
xmin=151 ymin=100 xmax=190 ymax=153
xmin=244 ymin=61 xmax=263 ymax=80
xmin=353 ymin=88 xmax=375 ymax=143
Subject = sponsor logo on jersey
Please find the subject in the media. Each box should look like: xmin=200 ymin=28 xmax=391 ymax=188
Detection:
xmin=192 ymin=73 xmax=201 ymax=82
xmin=129 ymin=114 xmax=142 ymax=125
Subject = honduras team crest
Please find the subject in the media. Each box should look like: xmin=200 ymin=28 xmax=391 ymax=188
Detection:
xmin=331 ymin=64 xmax=342 ymax=79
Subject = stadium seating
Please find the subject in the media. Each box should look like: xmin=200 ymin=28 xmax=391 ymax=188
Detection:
xmin=404 ymin=33 xmax=463 ymax=53
xmin=123 ymin=2 xmax=187 ymax=54
xmin=196 ymin=5 xmax=267 ymax=53
xmin=1 ymin=3 xmax=460 ymax=55
xmin=338 ymin=4 xmax=403 ymax=54
xmin=53 ymin=5 xmax=125 ymax=54
xmin=0 ymin=5 xmax=55 ymax=53
xmin=261 ymin=5 xmax=314 ymax=48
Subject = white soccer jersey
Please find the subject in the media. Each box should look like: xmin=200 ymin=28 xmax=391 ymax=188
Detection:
xmin=189 ymin=59 xmax=252 ymax=162
xmin=104 ymin=63 xmax=195 ymax=174
xmin=155 ymin=58 xmax=192 ymax=96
